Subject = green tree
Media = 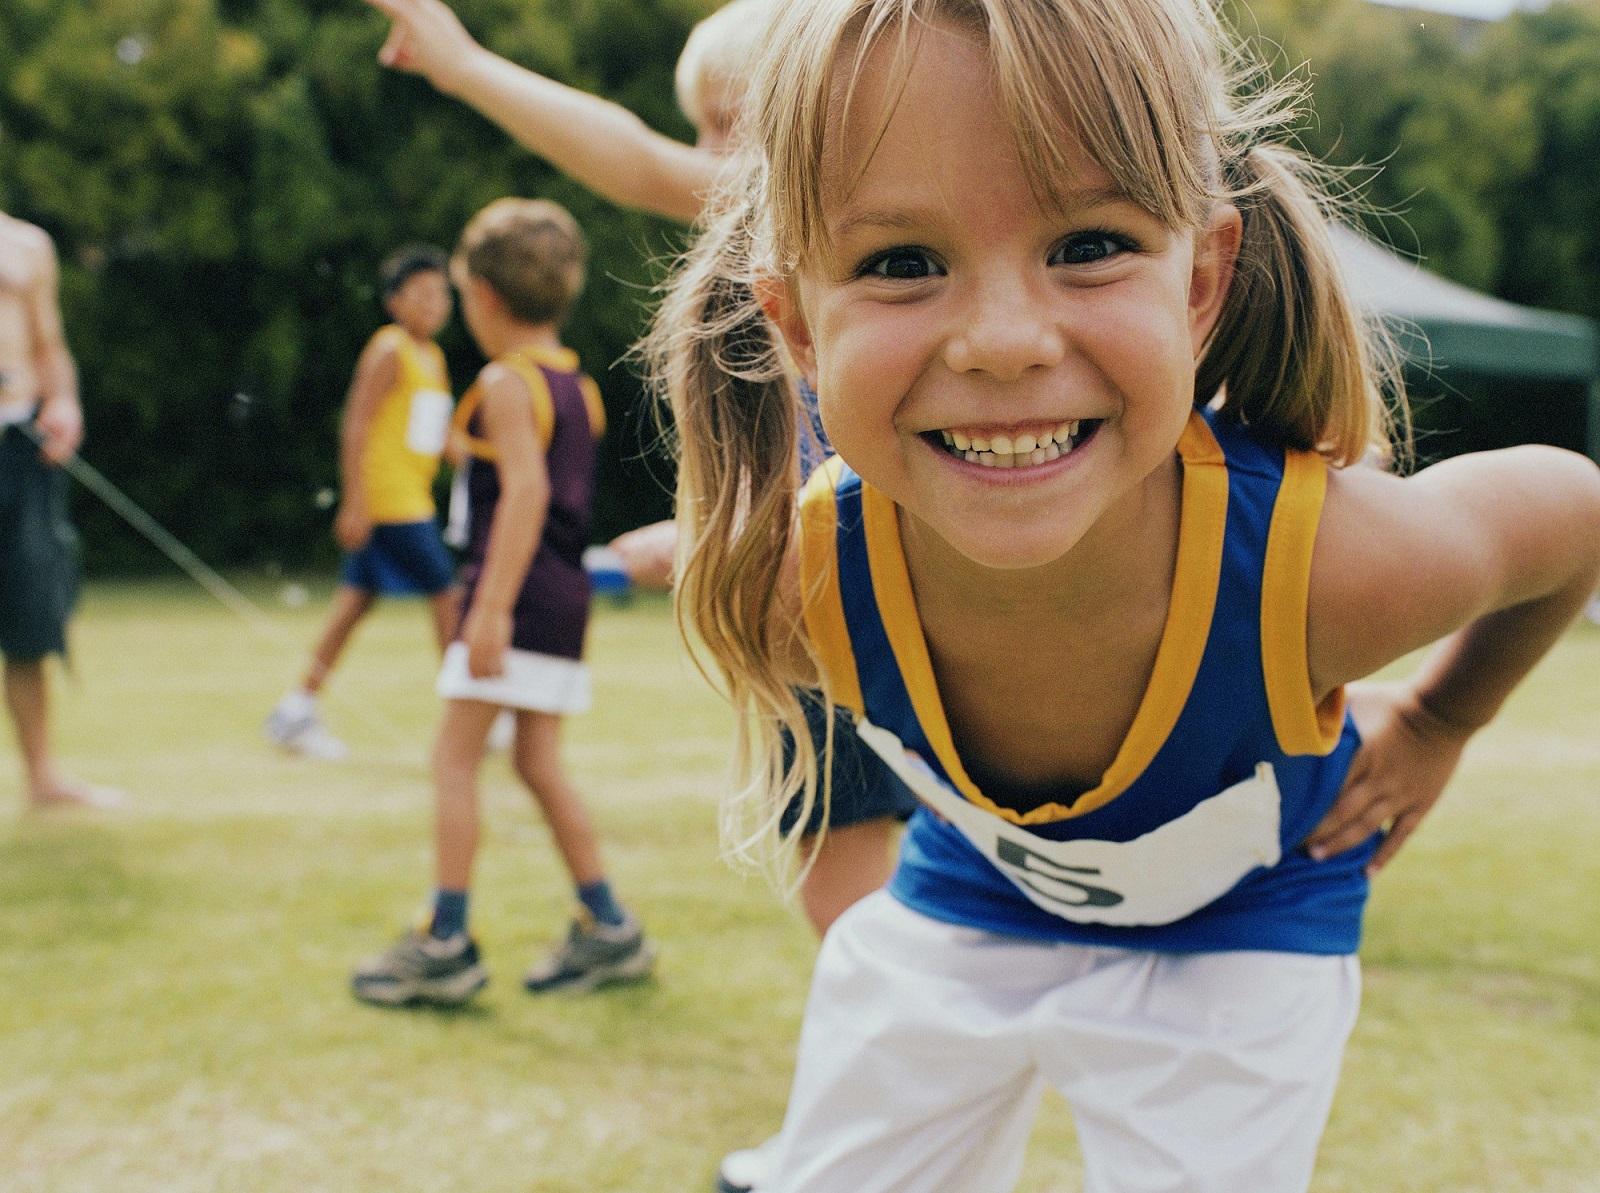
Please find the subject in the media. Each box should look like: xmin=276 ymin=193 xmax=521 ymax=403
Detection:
xmin=0 ymin=0 xmax=701 ymax=572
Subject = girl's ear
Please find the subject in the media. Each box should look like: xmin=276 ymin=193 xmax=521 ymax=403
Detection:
xmin=757 ymin=276 xmax=819 ymax=385
xmin=1189 ymin=203 xmax=1243 ymax=355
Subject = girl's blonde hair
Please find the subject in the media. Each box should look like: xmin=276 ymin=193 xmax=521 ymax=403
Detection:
xmin=649 ymin=0 xmax=1407 ymax=884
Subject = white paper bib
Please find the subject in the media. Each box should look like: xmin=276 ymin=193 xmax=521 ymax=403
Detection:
xmin=405 ymin=389 xmax=453 ymax=455
xmin=854 ymin=719 xmax=1283 ymax=927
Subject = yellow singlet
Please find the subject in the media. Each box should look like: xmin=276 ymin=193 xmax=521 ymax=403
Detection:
xmin=361 ymin=325 xmax=452 ymax=523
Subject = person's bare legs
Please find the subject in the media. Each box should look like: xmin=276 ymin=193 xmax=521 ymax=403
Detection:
xmin=799 ymin=817 xmax=898 ymax=936
xmin=511 ymin=710 xmax=604 ymax=885
xmin=428 ymin=588 xmax=462 ymax=654
xmin=431 ymin=698 xmax=500 ymax=889
xmin=5 ymin=657 xmax=118 ymax=808
xmin=301 ymin=586 xmax=377 ymax=694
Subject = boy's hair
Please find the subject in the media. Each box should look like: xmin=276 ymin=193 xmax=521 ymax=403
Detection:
xmin=674 ymin=0 xmax=773 ymax=132
xmin=379 ymin=244 xmax=448 ymax=299
xmin=455 ymin=198 xmax=587 ymax=326
xmin=648 ymin=0 xmax=1409 ymax=883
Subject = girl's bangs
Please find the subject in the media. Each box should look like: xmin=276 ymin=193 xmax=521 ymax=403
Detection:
xmin=761 ymin=0 xmax=1220 ymax=264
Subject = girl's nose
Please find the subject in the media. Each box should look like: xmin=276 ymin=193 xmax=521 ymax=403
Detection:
xmin=942 ymin=290 xmax=1066 ymax=380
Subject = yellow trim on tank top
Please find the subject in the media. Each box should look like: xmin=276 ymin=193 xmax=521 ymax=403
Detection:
xmin=799 ymin=456 xmax=864 ymax=714
xmin=859 ymin=408 xmax=1230 ymax=826
xmin=1260 ymin=447 xmax=1346 ymax=755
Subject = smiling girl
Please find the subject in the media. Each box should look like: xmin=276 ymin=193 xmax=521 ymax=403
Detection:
xmin=650 ymin=0 xmax=1600 ymax=1189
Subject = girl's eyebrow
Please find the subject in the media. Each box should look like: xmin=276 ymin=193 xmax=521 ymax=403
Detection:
xmin=829 ymin=185 xmax=1135 ymax=239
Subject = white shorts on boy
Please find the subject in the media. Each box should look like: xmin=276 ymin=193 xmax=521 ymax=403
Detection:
xmin=765 ymin=891 xmax=1360 ymax=1193
xmin=436 ymin=642 xmax=591 ymax=714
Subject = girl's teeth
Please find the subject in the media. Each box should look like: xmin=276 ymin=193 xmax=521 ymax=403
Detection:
xmin=940 ymin=419 xmax=1095 ymax=468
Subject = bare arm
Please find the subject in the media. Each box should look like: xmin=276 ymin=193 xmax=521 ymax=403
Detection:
xmin=335 ymin=337 xmax=399 ymax=551
xmin=1306 ymin=445 xmax=1600 ymax=866
xmin=364 ymin=0 xmax=722 ymax=223
xmin=461 ymin=364 xmax=549 ymax=678
xmin=27 ymin=232 xmax=82 ymax=464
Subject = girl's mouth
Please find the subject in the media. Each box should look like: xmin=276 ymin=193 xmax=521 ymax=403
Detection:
xmin=927 ymin=419 xmax=1102 ymax=469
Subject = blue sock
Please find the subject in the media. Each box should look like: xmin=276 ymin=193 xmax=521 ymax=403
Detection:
xmin=576 ymin=879 xmax=626 ymax=927
xmin=429 ymin=888 xmax=470 ymax=939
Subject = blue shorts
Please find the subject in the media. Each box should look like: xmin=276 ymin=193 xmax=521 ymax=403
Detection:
xmin=340 ymin=520 xmax=455 ymax=596
xmin=782 ymin=694 xmax=919 ymax=835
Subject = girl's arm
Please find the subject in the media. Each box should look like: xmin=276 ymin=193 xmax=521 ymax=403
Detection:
xmin=461 ymin=365 xmax=549 ymax=679
xmin=1305 ymin=445 xmax=1600 ymax=868
xmin=364 ymin=0 xmax=721 ymax=223
xmin=335 ymin=338 xmax=400 ymax=551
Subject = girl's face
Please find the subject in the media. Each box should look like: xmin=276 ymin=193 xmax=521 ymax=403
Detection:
xmin=770 ymin=22 xmax=1238 ymax=572
xmin=387 ymin=268 xmax=453 ymax=340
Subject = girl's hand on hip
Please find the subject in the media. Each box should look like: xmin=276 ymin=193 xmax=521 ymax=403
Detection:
xmin=1305 ymin=682 xmax=1470 ymax=875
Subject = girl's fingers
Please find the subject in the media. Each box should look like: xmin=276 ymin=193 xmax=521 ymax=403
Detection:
xmin=1367 ymin=811 xmax=1421 ymax=875
xmin=1308 ymin=764 xmax=1372 ymax=847
xmin=1309 ymin=791 xmax=1391 ymax=860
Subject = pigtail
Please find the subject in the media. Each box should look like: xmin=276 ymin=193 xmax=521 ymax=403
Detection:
xmin=646 ymin=171 xmax=825 ymax=886
xmin=1198 ymin=144 xmax=1409 ymax=468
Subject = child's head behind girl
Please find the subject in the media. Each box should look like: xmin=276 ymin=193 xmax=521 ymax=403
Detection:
xmin=675 ymin=0 xmax=773 ymax=151
xmin=652 ymin=0 xmax=1405 ymax=867
xmin=379 ymin=243 xmax=452 ymax=340
xmin=453 ymin=197 xmax=587 ymax=353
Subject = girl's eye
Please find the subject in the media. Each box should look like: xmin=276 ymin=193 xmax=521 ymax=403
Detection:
xmin=1050 ymin=232 xmax=1134 ymax=267
xmin=860 ymin=247 xmax=943 ymax=280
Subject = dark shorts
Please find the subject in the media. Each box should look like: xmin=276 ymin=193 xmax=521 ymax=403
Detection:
xmin=781 ymin=693 xmax=919 ymax=835
xmin=340 ymin=520 xmax=455 ymax=596
xmin=0 ymin=420 xmax=80 ymax=662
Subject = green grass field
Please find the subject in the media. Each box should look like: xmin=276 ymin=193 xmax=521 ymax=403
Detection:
xmin=2 ymin=582 xmax=1597 ymax=1192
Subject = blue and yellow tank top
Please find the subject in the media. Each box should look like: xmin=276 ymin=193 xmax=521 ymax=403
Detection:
xmin=799 ymin=406 xmax=1373 ymax=955
xmin=362 ymin=324 xmax=452 ymax=524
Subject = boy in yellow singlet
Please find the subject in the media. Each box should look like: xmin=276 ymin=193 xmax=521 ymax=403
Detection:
xmin=266 ymin=246 xmax=457 ymax=759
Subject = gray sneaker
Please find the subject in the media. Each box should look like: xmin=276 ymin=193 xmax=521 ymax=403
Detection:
xmin=352 ymin=929 xmax=488 ymax=1007
xmin=523 ymin=912 xmax=656 ymax=994
xmin=265 ymin=695 xmax=349 ymax=761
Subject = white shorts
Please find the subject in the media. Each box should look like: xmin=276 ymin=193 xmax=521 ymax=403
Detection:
xmin=435 ymin=641 xmax=591 ymax=714
xmin=766 ymin=891 xmax=1360 ymax=1193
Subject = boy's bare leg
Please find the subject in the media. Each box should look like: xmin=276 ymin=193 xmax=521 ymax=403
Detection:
xmin=6 ymin=659 xmax=118 ymax=808
xmin=799 ymin=817 xmax=897 ymax=936
xmin=428 ymin=587 xmax=461 ymax=654
xmin=302 ymin=586 xmax=376 ymax=694
xmin=512 ymin=710 xmax=604 ymax=885
xmin=432 ymin=698 xmax=500 ymax=888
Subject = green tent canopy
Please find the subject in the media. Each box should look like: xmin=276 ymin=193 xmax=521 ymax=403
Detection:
xmin=1331 ymin=226 xmax=1600 ymax=461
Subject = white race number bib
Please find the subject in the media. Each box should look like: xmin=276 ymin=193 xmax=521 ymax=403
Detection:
xmin=405 ymin=389 xmax=453 ymax=455
xmin=854 ymin=719 xmax=1282 ymax=926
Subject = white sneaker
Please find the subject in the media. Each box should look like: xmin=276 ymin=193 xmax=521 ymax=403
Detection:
xmin=265 ymin=693 xmax=349 ymax=761
xmin=715 ymin=1133 xmax=779 ymax=1192
xmin=487 ymin=709 xmax=516 ymax=753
